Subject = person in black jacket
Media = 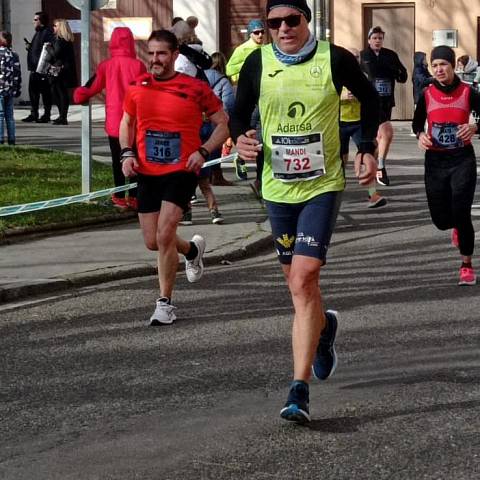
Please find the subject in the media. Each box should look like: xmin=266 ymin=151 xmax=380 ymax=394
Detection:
xmin=47 ymin=19 xmax=77 ymax=125
xmin=412 ymin=51 xmax=433 ymax=105
xmin=22 ymin=11 xmax=54 ymax=123
xmin=361 ymin=26 xmax=407 ymax=186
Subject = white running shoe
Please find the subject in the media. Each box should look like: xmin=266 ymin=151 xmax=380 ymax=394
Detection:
xmin=148 ymin=298 xmax=176 ymax=326
xmin=185 ymin=234 xmax=206 ymax=283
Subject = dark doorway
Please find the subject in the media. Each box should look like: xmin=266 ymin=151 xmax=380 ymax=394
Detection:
xmin=363 ymin=3 xmax=415 ymax=120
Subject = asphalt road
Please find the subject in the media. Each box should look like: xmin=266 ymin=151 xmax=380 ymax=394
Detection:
xmin=2 ymin=133 xmax=480 ymax=479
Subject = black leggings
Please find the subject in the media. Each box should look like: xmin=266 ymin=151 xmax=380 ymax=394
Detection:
xmin=108 ymin=136 xmax=137 ymax=199
xmin=424 ymin=147 xmax=477 ymax=256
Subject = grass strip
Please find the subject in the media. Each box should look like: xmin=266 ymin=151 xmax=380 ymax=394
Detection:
xmin=0 ymin=145 xmax=129 ymax=234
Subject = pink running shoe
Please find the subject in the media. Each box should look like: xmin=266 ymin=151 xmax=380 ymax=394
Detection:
xmin=111 ymin=194 xmax=128 ymax=209
xmin=127 ymin=197 xmax=138 ymax=211
xmin=458 ymin=267 xmax=476 ymax=286
xmin=451 ymin=228 xmax=459 ymax=248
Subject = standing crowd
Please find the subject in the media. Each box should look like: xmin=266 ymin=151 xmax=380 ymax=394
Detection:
xmin=2 ymin=1 xmax=480 ymax=424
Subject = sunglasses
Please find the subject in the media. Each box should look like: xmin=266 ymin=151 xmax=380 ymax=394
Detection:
xmin=252 ymin=30 xmax=264 ymax=35
xmin=266 ymin=14 xmax=302 ymax=30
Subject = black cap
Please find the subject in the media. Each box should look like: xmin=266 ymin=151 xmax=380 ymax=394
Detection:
xmin=266 ymin=0 xmax=312 ymax=23
xmin=431 ymin=45 xmax=456 ymax=67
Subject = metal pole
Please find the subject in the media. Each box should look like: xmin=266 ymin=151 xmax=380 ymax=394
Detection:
xmin=325 ymin=0 xmax=330 ymax=42
xmin=80 ymin=0 xmax=91 ymax=194
xmin=314 ymin=0 xmax=326 ymax=41
xmin=313 ymin=0 xmax=321 ymax=40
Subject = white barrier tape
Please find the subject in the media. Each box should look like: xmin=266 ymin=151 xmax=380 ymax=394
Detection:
xmin=0 ymin=184 xmax=137 ymax=217
xmin=0 ymin=153 xmax=238 ymax=217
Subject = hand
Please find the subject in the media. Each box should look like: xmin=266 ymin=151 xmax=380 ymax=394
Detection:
xmin=354 ymin=152 xmax=377 ymax=186
xmin=457 ymin=123 xmax=478 ymax=142
xmin=417 ymin=132 xmax=432 ymax=151
xmin=122 ymin=156 xmax=139 ymax=177
xmin=186 ymin=150 xmax=205 ymax=174
xmin=236 ymin=129 xmax=261 ymax=161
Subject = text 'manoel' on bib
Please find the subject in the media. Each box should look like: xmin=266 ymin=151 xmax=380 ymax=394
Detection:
xmin=145 ymin=130 xmax=181 ymax=164
xmin=271 ymin=133 xmax=325 ymax=182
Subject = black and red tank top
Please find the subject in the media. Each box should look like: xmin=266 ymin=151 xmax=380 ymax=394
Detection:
xmin=425 ymin=82 xmax=471 ymax=150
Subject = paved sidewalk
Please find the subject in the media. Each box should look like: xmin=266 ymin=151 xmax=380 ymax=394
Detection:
xmin=0 ymin=180 xmax=271 ymax=302
xmin=1 ymin=108 xmax=272 ymax=302
xmin=3 ymin=113 xmax=478 ymax=303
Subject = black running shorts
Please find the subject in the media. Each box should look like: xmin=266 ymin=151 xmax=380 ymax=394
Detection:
xmin=136 ymin=171 xmax=198 ymax=213
xmin=379 ymin=102 xmax=393 ymax=124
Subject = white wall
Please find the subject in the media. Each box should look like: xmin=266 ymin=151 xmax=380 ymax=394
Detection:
xmin=172 ymin=0 xmax=219 ymax=55
xmin=10 ymin=0 xmax=42 ymax=102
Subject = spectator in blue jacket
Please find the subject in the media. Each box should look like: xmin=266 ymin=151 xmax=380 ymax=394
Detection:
xmin=0 ymin=31 xmax=21 ymax=145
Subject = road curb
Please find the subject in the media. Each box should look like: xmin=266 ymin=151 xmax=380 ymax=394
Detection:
xmin=0 ymin=226 xmax=273 ymax=304
xmin=0 ymin=213 xmax=137 ymax=246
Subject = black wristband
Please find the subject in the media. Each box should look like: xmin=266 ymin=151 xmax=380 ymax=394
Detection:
xmin=197 ymin=146 xmax=209 ymax=161
xmin=120 ymin=147 xmax=135 ymax=158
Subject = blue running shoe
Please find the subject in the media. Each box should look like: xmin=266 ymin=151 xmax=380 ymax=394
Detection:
xmin=312 ymin=310 xmax=338 ymax=381
xmin=280 ymin=380 xmax=310 ymax=424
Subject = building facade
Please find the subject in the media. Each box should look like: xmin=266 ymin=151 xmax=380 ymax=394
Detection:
xmin=332 ymin=0 xmax=480 ymax=119
xmin=3 ymin=0 xmax=480 ymax=119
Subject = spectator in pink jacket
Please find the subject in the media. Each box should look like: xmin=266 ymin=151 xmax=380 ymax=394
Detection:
xmin=74 ymin=27 xmax=146 ymax=209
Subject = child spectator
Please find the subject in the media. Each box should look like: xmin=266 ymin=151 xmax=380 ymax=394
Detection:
xmin=0 ymin=31 xmax=21 ymax=145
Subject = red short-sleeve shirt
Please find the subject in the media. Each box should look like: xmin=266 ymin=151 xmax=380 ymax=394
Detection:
xmin=123 ymin=73 xmax=222 ymax=176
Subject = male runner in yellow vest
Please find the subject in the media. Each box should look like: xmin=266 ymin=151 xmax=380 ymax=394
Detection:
xmin=231 ymin=0 xmax=380 ymax=424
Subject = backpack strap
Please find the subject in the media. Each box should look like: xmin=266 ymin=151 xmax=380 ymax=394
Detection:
xmin=209 ymin=74 xmax=227 ymax=90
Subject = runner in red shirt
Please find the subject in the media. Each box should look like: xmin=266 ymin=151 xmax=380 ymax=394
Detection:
xmin=119 ymin=29 xmax=229 ymax=325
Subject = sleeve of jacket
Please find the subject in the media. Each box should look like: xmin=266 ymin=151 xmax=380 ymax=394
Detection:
xmin=226 ymin=44 xmax=251 ymax=81
xmin=412 ymin=94 xmax=427 ymax=135
xmin=226 ymin=47 xmax=243 ymax=79
xmin=0 ymin=49 xmax=16 ymax=96
xmin=73 ymin=61 xmax=107 ymax=104
xmin=0 ymin=49 xmax=8 ymax=95
xmin=230 ymin=49 xmax=262 ymax=141
xmin=12 ymin=52 xmax=22 ymax=97
xmin=394 ymin=52 xmax=408 ymax=83
xmin=42 ymin=28 xmax=55 ymax=45
xmin=51 ymin=39 xmax=67 ymax=67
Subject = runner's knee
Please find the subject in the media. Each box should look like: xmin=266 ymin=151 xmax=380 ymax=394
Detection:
xmin=288 ymin=263 xmax=321 ymax=297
